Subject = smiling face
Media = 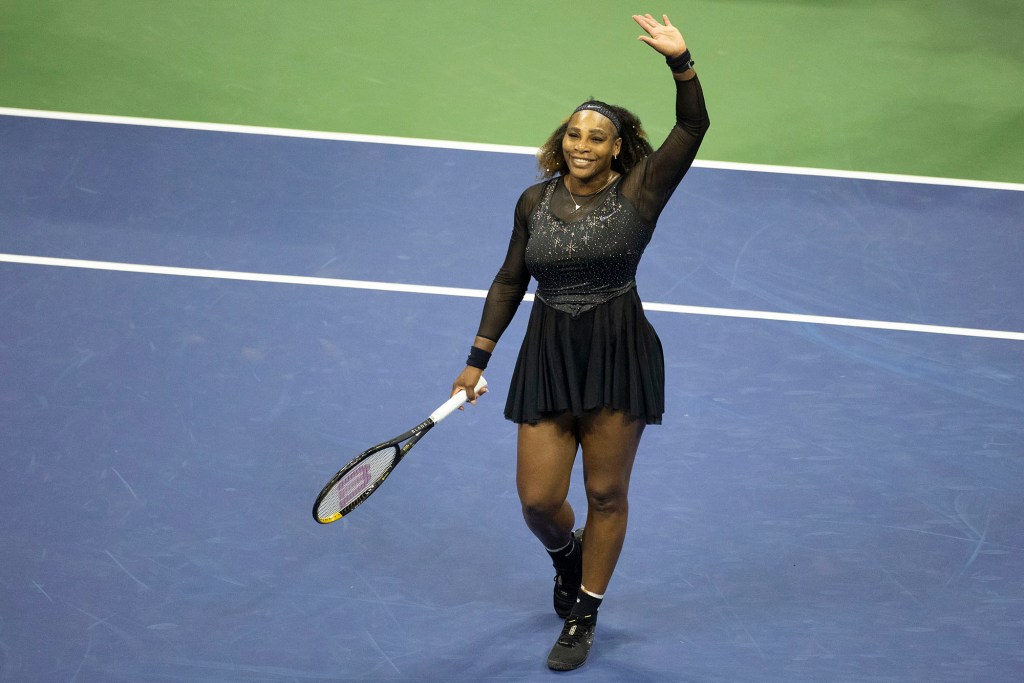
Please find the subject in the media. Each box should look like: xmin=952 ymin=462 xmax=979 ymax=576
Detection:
xmin=562 ymin=110 xmax=622 ymax=188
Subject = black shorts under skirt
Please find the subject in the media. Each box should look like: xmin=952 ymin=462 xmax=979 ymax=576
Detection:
xmin=504 ymin=287 xmax=665 ymax=425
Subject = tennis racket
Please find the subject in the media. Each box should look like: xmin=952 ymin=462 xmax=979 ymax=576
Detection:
xmin=312 ymin=376 xmax=487 ymax=524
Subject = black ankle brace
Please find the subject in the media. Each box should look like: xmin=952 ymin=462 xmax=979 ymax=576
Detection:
xmin=546 ymin=534 xmax=580 ymax=570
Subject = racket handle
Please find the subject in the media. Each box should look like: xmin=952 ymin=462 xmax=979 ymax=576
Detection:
xmin=431 ymin=376 xmax=487 ymax=424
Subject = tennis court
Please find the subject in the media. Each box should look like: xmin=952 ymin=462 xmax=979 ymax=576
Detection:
xmin=1 ymin=2 xmax=1022 ymax=681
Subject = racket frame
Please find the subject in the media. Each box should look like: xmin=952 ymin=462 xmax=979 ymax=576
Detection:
xmin=312 ymin=377 xmax=486 ymax=524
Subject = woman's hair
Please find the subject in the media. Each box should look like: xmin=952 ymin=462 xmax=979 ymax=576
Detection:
xmin=536 ymin=99 xmax=654 ymax=179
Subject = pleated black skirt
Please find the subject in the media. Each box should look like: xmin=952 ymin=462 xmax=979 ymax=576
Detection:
xmin=504 ymin=287 xmax=664 ymax=425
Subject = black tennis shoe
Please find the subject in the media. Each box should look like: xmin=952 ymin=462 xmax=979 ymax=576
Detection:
xmin=546 ymin=614 xmax=596 ymax=671
xmin=552 ymin=528 xmax=584 ymax=618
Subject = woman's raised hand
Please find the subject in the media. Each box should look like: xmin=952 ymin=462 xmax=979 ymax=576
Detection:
xmin=633 ymin=13 xmax=687 ymax=58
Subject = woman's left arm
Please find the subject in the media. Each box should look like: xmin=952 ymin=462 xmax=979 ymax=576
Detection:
xmin=630 ymin=13 xmax=710 ymax=221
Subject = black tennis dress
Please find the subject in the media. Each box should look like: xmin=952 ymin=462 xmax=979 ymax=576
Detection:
xmin=475 ymin=73 xmax=709 ymax=425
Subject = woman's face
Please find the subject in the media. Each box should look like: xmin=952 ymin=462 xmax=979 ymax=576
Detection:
xmin=562 ymin=111 xmax=622 ymax=184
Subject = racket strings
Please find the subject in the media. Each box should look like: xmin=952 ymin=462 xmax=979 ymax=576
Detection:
xmin=317 ymin=445 xmax=399 ymax=520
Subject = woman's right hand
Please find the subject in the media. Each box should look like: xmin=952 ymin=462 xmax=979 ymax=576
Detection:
xmin=451 ymin=365 xmax=487 ymax=407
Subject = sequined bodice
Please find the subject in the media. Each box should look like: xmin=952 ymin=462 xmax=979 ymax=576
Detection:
xmin=525 ymin=179 xmax=653 ymax=316
xmin=472 ymin=73 xmax=709 ymax=343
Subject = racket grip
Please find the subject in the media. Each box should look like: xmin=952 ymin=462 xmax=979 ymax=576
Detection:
xmin=431 ymin=376 xmax=487 ymax=424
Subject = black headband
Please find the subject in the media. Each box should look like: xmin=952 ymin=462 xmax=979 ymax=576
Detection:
xmin=572 ymin=102 xmax=622 ymax=135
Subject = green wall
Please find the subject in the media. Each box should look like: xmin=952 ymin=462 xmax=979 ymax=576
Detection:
xmin=2 ymin=0 xmax=1022 ymax=183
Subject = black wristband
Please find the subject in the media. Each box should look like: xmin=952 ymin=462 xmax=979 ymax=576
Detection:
xmin=466 ymin=346 xmax=491 ymax=370
xmin=666 ymin=49 xmax=695 ymax=73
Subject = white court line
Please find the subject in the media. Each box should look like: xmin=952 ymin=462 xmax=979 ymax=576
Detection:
xmin=0 ymin=106 xmax=536 ymax=156
xmin=2 ymin=106 xmax=1023 ymax=192
xmin=2 ymin=253 xmax=1022 ymax=342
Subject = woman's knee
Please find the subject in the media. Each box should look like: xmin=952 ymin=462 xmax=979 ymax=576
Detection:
xmin=584 ymin=481 xmax=629 ymax=515
xmin=519 ymin=492 xmax=565 ymax=523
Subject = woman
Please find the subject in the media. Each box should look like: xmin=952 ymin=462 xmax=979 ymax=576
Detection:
xmin=451 ymin=13 xmax=709 ymax=671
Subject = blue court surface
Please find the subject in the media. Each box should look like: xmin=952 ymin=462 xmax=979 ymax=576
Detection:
xmin=1 ymin=113 xmax=1023 ymax=682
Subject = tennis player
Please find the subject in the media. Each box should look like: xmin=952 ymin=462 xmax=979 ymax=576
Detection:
xmin=451 ymin=12 xmax=709 ymax=670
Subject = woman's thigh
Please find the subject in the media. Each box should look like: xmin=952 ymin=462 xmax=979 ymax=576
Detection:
xmin=516 ymin=411 xmax=579 ymax=508
xmin=579 ymin=408 xmax=646 ymax=500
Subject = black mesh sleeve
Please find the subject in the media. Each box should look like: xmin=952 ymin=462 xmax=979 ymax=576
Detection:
xmin=474 ymin=188 xmax=539 ymax=342
xmin=621 ymin=73 xmax=710 ymax=223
